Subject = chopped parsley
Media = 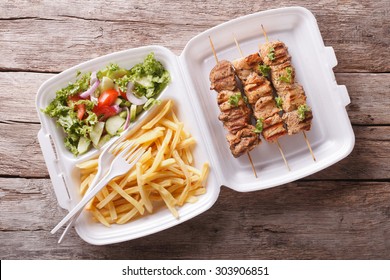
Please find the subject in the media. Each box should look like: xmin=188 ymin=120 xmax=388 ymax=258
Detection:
xmin=297 ymin=104 xmax=311 ymax=121
xmin=254 ymin=118 xmax=264 ymax=134
xmin=258 ymin=64 xmax=271 ymax=77
xmin=275 ymin=96 xmax=283 ymax=110
xmin=278 ymin=66 xmax=293 ymax=83
xmin=229 ymin=93 xmax=242 ymax=107
xmin=267 ymin=46 xmax=275 ymax=61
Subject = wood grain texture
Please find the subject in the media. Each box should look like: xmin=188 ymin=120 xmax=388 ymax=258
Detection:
xmin=0 ymin=0 xmax=389 ymax=260
xmin=0 ymin=0 xmax=389 ymax=72
xmin=1 ymin=178 xmax=389 ymax=259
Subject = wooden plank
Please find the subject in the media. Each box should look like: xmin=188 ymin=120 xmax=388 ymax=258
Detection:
xmin=0 ymin=72 xmax=54 ymax=123
xmin=0 ymin=122 xmax=47 ymax=178
xmin=0 ymin=0 xmax=389 ymax=72
xmin=0 ymin=122 xmax=389 ymax=180
xmin=1 ymin=72 xmax=390 ymax=125
xmin=1 ymin=178 xmax=389 ymax=259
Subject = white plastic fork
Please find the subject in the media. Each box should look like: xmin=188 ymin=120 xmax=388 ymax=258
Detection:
xmin=57 ymin=134 xmax=131 ymax=243
xmin=51 ymin=141 xmax=144 ymax=235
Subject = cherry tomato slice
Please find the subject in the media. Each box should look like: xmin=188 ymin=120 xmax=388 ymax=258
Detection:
xmin=98 ymin=89 xmax=118 ymax=107
xmin=67 ymin=95 xmax=86 ymax=120
xmin=93 ymin=105 xmax=117 ymax=121
xmin=76 ymin=104 xmax=86 ymax=120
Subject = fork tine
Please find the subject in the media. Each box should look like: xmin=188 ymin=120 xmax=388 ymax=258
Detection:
xmin=122 ymin=142 xmax=141 ymax=159
xmin=126 ymin=148 xmax=145 ymax=163
xmin=110 ymin=139 xmax=135 ymax=154
xmin=115 ymin=141 xmax=136 ymax=159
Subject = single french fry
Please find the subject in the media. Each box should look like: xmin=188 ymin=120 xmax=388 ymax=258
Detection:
xmin=137 ymin=162 xmax=153 ymax=213
xmin=176 ymin=137 xmax=196 ymax=150
xmin=135 ymin=127 xmax=165 ymax=145
xmin=142 ymin=100 xmax=173 ymax=130
xmin=185 ymin=146 xmax=193 ymax=164
xmin=76 ymin=158 xmax=99 ymax=169
xmin=169 ymin=122 xmax=184 ymax=155
xmin=173 ymin=150 xmax=192 ymax=206
xmin=79 ymin=173 xmax=92 ymax=195
xmin=149 ymin=182 xmax=179 ymax=218
xmin=102 ymin=187 xmax=117 ymax=221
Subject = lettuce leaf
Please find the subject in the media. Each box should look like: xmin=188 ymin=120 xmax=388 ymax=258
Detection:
xmin=128 ymin=53 xmax=170 ymax=98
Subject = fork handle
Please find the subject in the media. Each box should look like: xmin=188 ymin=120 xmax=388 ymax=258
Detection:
xmin=51 ymin=172 xmax=113 ymax=234
xmin=57 ymin=168 xmax=107 ymax=243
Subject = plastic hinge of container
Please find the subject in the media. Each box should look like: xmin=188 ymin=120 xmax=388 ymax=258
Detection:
xmin=37 ymin=129 xmax=70 ymax=209
xmin=337 ymin=85 xmax=351 ymax=107
xmin=324 ymin=46 xmax=338 ymax=69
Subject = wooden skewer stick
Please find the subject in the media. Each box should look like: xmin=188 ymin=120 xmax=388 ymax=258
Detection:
xmin=209 ymin=36 xmax=258 ymax=178
xmin=303 ymin=131 xmax=316 ymax=161
xmin=233 ymin=35 xmax=290 ymax=171
xmin=260 ymin=25 xmax=316 ymax=162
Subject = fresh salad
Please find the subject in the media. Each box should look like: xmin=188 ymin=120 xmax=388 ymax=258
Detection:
xmin=43 ymin=52 xmax=170 ymax=156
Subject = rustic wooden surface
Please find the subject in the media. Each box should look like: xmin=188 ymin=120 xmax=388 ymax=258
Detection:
xmin=1 ymin=0 xmax=389 ymax=259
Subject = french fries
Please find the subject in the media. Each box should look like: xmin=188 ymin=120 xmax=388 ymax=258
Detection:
xmin=77 ymin=100 xmax=210 ymax=226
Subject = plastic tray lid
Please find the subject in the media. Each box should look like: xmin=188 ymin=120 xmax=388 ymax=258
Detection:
xmin=179 ymin=6 xmax=355 ymax=192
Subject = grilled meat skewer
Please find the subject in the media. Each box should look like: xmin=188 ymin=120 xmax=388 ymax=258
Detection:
xmin=259 ymin=41 xmax=313 ymax=135
xmin=209 ymin=60 xmax=260 ymax=158
xmin=233 ymin=55 xmax=288 ymax=143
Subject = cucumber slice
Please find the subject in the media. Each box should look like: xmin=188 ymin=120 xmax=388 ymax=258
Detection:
xmin=119 ymin=110 xmax=127 ymax=119
xmin=97 ymin=134 xmax=111 ymax=149
xmin=130 ymin=104 xmax=137 ymax=122
xmin=105 ymin=115 xmax=125 ymax=136
xmin=99 ymin=76 xmax=115 ymax=92
xmin=114 ymin=97 xmax=122 ymax=106
xmin=90 ymin=122 xmax=105 ymax=147
xmin=77 ymin=136 xmax=91 ymax=155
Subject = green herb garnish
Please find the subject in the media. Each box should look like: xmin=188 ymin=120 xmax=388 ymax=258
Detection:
xmin=258 ymin=64 xmax=271 ymax=77
xmin=267 ymin=46 xmax=275 ymax=61
xmin=278 ymin=66 xmax=293 ymax=83
xmin=229 ymin=93 xmax=242 ymax=107
xmin=254 ymin=118 xmax=264 ymax=134
xmin=297 ymin=104 xmax=311 ymax=121
xmin=275 ymin=96 xmax=283 ymax=110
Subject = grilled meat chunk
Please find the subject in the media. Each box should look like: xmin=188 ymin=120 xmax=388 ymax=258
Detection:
xmin=259 ymin=41 xmax=291 ymax=66
xmin=282 ymin=110 xmax=313 ymax=135
xmin=244 ymin=73 xmax=273 ymax=105
xmin=262 ymin=113 xmax=288 ymax=142
xmin=278 ymin=84 xmax=307 ymax=112
xmin=226 ymin=125 xmax=260 ymax=157
xmin=270 ymin=60 xmax=295 ymax=91
xmin=254 ymin=96 xmax=280 ymax=120
xmin=221 ymin=110 xmax=252 ymax=135
xmin=209 ymin=60 xmax=237 ymax=92
xmin=217 ymin=90 xmax=246 ymax=111
xmin=232 ymin=53 xmax=262 ymax=81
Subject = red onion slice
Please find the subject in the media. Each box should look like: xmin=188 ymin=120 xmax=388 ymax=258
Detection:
xmin=126 ymin=82 xmax=147 ymax=105
xmin=111 ymin=104 xmax=122 ymax=114
xmin=90 ymin=71 xmax=98 ymax=85
xmin=79 ymin=79 xmax=100 ymax=99
xmin=123 ymin=107 xmax=130 ymax=130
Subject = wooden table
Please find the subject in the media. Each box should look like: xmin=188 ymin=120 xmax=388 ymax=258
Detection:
xmin=1 ymin=0 xmax=389 ymax=259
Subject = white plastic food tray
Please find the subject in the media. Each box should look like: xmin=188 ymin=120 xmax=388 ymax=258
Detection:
xmin=36 ymin=7 xmax=354 ymax=245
